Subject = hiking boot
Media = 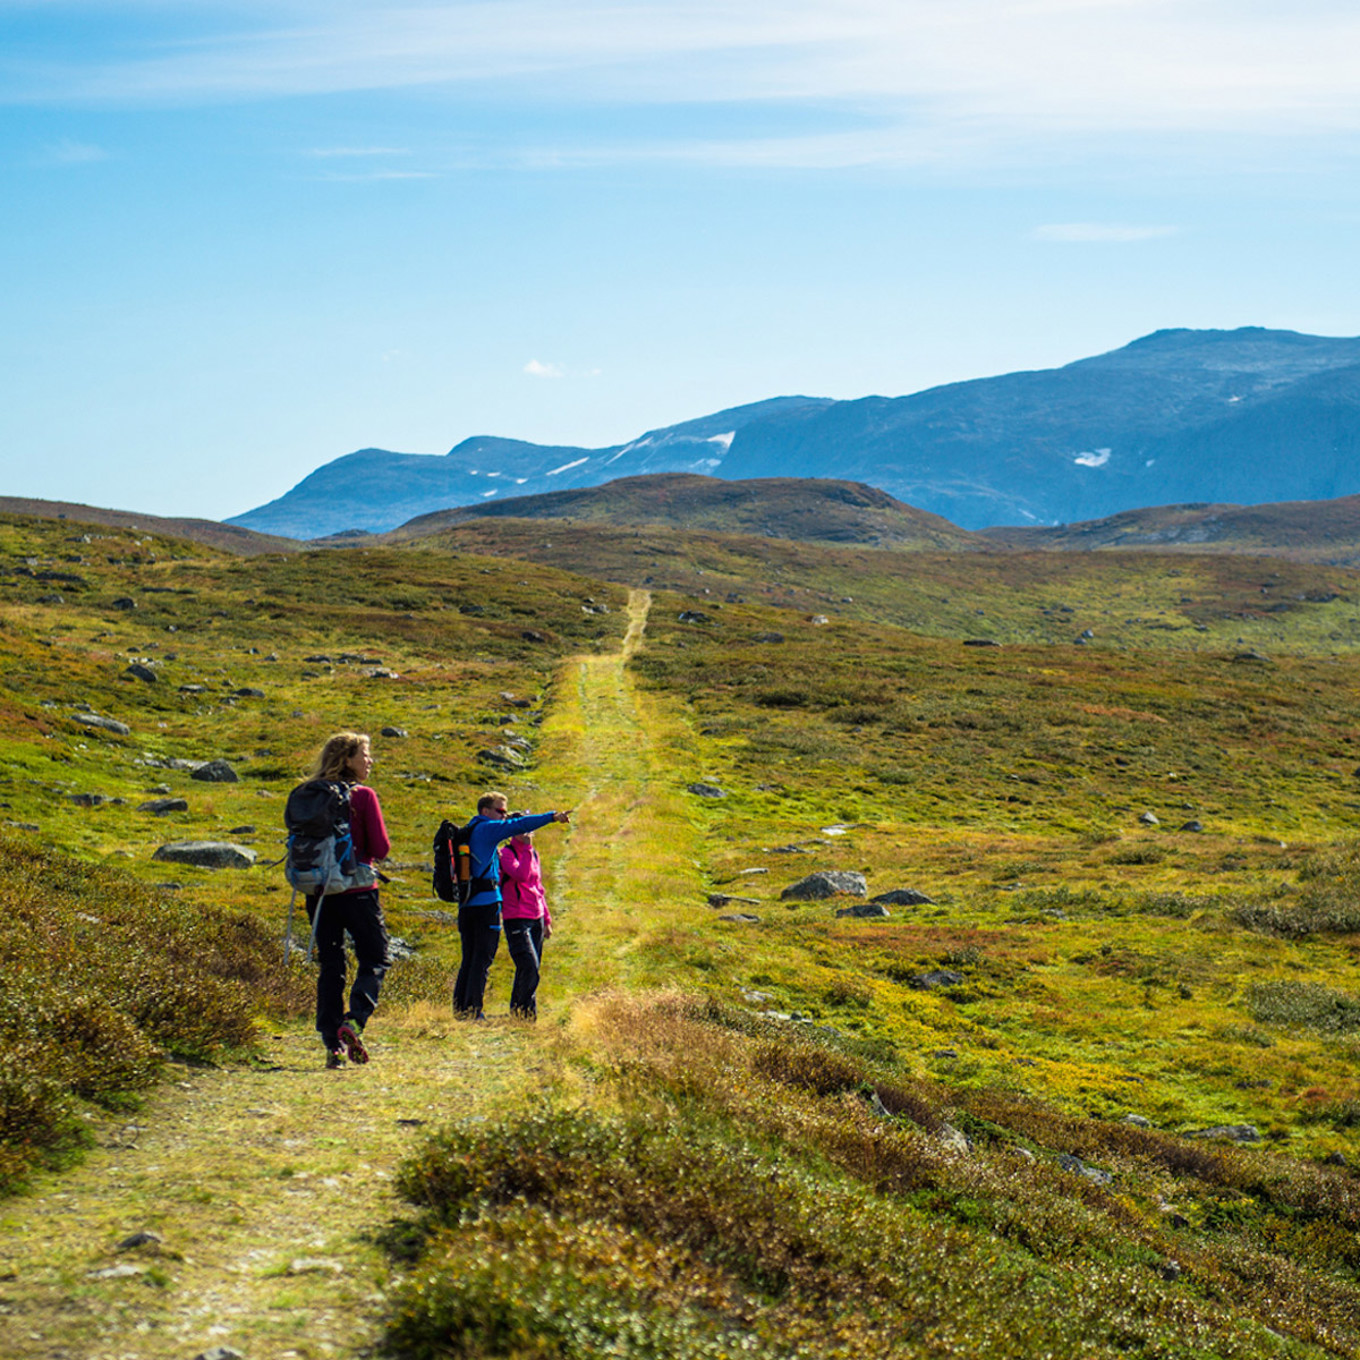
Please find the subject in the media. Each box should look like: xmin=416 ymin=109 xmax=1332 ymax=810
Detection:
xmin=337 ymin=1020 xmax=369 ymax=1065
xmin=325 ymin=1047 xmax=346 ymax=1070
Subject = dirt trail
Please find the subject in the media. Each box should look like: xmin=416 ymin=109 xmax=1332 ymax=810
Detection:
xmin=0 ymin=591 xmax=659 ymax=1360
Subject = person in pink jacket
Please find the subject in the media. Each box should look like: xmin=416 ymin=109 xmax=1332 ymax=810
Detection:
xmin=498 ymin=820 xmax=552 ymax=1018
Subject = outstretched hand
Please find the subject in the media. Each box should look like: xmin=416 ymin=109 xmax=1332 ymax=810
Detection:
xmin=555 ymin=809 xmax=571 ymax=824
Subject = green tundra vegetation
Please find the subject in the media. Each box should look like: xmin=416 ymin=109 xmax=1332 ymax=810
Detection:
xmin=4 ymin=504 xmax=1360 ymax=1357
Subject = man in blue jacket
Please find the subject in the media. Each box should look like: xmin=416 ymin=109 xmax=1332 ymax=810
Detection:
xmin=453 ymin=790 xmax=570 ymax=1019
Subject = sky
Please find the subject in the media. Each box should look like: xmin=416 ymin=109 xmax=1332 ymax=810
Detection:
xmin=4 ymin=1 xmax=1360 ymax=520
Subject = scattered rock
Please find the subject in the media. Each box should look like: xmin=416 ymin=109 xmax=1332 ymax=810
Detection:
xmin=478 ymin=746 xmax=527 ymax=771
xmin=937 ymin=1123 xmax=971 ymax=1155
xmin=117 ymin=1230 xmax=164 ymax=1251
xmin=906 ymin=969 xmax=964 ymax=990
xmin=138 ymin=797 xmax=188 ymax=815
xmin=227 ymin=825 xmax=257 ymax=835
xmin=86 ymin=1262 xmax=147 ymax=1279
xmin=1185 ymin=1124 xmax=1260 ymax=1143
xmin=74 ymin=713 xmax=130 ymax=735
xmin=3 ymin=821 xmax=39 ymax=831
xmin=718 ymin=913 xmax=760 ymax=923
xmin=809 ymin=614 xmax=830 ymax=625
xmin=192 ymin=1347 xmax=245 ymax=1360
xmin=688 ymin=783 xmax=727 ymax=798
xmin=780 ymin=870 xmax=868 ymax=901
xmin=1179 ymin=820 xmax=1204 ymax=832
xmin=1323 ymin=1151 xmax=1348 ymax=1167
xmin=1058 ymin=1153 xmax=1112 ymax=1184
xmin=152 ymin=841 xmax=257 ymax=870
xmin=963 ymin=638 xmax=1000 ymax=647
xmin=69 ymin=793 xmax=108 ymax=807
xmin=753 ymin=632 xmax=785 ymax=643
xmin=521 ymin=630 xmax=547 ymax=643
xmin=871 ymin=888 xmax=935 ymax=906
xmin=1232 ymin=650 xmax=1271 ymax=663
xmin=381 ymin=727 xmax=408 ymax=738
xmin=191 ymin=759 xmax=239 ymax=783
xmin=234 ymin=687 xmax=265 ymax=698
xmin=123 ymin=663 xmax=157 ymax=683
xmin=109 ymin=596 xmax=137 ymax=611
xmin=835 ymin=902 xmax=890 ymax=919
xmin=1139 ymin=811 xmax=1160 ymax=826
xmin=708 ymin=893 xmax=760 ymax=908
xmin=1159 ymin=1259 xmax=1183 ymax=1281
xmin=304 ymin=654 xmax=332 ymax=664
xmin=1123 ymin=1114 xmax=1152 ymax=1128
xmin=288 ymin=1257 xmax=345 ymax=1275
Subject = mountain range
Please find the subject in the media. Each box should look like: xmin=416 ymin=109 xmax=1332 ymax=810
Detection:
xmin=229 ymin=326 xmax=1360 ymax=539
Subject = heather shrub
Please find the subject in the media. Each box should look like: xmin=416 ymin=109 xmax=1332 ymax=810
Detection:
xmin=0 ymin=831 xmax=306 ymax=1191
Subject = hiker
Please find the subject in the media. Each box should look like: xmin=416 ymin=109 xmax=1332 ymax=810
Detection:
xmin=307 ymin=731 xmax=391 ymax=1068
xmin=452 ymin=791 xmax=569 ymax=1020
xmin=500 ymin=816 xmax=553 ymax=1019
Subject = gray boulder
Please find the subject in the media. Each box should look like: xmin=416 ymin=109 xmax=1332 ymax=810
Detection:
xmin=123 ymin=663 xmax=157 ymax=683
xmin=74 ymin=713 xmax=130 ymax=735
xmin=138 ymin=798 xmax=188 ymax=815
xmin=152 ymin=841 xmax=257 ymax=870
xmin=872 ymin=888 xmax=935 ymax=906
xmin=381 ymin=726 xmax=408 ymax=738
xmin=191 ymin=759 xmax=239 ymax=783
xmin=718 ymin=913 xmax=760 ymax=923
xmin=906 ymin=970 xmax=964 ymax=990
xmin=836 ymin=902 xmax=890 ymax=919
xmin=478 ymin=746 xmax=526 ymax=770
xmin=1139 ymin=811 xmax=1160 ymax=826
xmin=688 ymin=783 xmax=727 ymax=798
xmin=1185 ymin=1124 xmax=1260 ymax=1143
xmin=781 ymin=870 xmax=868 ymax=901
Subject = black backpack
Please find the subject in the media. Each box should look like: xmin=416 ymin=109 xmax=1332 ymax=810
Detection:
xmin=432 ymin=817 xmax=497 ymax=905
xmin=285 ymin=779 xmax=369 ymax=896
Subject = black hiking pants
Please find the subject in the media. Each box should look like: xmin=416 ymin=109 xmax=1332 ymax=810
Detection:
xmin=453 ymin=901 xmax=500 ymax=1018
xmin=504 ymin=918 xmax=545 ymax=1018
xmin=307 ymin=889 xmax=390 ymax=1047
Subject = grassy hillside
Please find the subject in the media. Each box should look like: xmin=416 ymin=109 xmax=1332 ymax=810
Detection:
xmin=398 ymin=515 xmax=1360 ymax=654
xmin=983 ymin=494 xmax=1360 ymax=566
xmin=387 ymin=474 xmax=984 ymax=551
xmin=4 ymin=504 xmax=1360 ymax=1356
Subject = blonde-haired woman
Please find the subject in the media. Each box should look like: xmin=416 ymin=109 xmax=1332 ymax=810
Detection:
xmin=308 ymin=731 xmax=391 ymax=1069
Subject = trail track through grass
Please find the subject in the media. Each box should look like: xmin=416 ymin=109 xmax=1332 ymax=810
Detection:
xmin=0 ymin=590 xmax=676 ymax=1360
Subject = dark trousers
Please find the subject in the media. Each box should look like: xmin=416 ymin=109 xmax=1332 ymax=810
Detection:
xmin=453 ymin=901 xmax=500 ymax=1018
xmin=504 ymin=918 xmax=545 ymax=1018
xmin=307 ymin=889 xmax=389 ymax=1047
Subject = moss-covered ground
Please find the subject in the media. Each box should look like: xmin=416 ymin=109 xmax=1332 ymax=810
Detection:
xmin=3 ymin=508 xmax=1360 ymax=1356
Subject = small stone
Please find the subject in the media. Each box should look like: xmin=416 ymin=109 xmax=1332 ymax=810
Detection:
xmin=688 ymin=783 xmax=727 ymax=798
xmin=963 ymin=638 xmax=999 ymax=647
xmin=110 ymin=596 xmax=137 ymax=611
xmin=234 ymin=688 xmax=265 ymax=699
xmin=138 ymin=798 xmax=188 ymax=815
xmin=1123 ymin=1114 xmax=1152 ymax=1128
xmin=1058 ymin=1153 xmax=1112 ymax=1184
xmin=677 ymin=610 xmax=710 ymax=624
xmin=521 ymin=630 xmax=547 ymax=642
xmin=835 ymin=902 xmax=890 ymax=918
xmin=1185 ymin=1124 xmax=1260 ymax=1143
xmin=718 ymin=913 xmax=760 ymax=923
xmin=74 ymin=713 xmax=130 ymax=735
xmin=86 ymin=1262 xmax=147 ymax=1279
xmin=117 ymin=1230 xmax=164 ymax=1251
xmin=380 ymin=727 xmax=408 ymax=738
xmin=753 ymin=632 xmax=785 ymax=643
xmin=288 ymin=1257 xmax=344 ymax=1275
xmin=123 ymin=663 xmax=157 ymax=683
xmin=69 ymin=793 xmax=107 ymax=807
xmin=1139 ymin=811 xmax=1159 ymax=826
xmin=192 ymin=1348 xmax=245 ymax=1360
xmin=227 ymin=825 xmax=257 ymax=835
xmin=1180 ymin=820 xmax=1204 ymax=832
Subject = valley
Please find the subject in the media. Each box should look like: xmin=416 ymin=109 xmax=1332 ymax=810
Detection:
xmin=2 ymin=499 xmax=1360 ymax=1358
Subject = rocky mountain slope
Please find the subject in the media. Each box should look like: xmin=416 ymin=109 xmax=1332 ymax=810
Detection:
xmin=229 ymin=327 xmax=1360 ymax=538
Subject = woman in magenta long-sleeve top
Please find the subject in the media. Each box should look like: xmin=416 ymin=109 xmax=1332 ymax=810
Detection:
xmin=307 ymin=731 xmax=391 ymax=1068
xmin=499 ymin=822 xmax=552 ymax=1019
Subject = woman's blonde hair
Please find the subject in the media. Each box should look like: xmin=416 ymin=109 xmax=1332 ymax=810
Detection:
xmin=312 ymin=731 xmax=370 ymax=782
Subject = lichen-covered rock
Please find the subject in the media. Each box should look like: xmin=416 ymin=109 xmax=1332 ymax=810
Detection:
xmin=152 ymin=841 xmax=257 ymax=870
xmin=835 ymin=902 xmax=890 ymax=919
xmin=191 ymin=759 xmax=239 ymax=783
xmin=871 ymin=888 xmax=935 ymax=906
xmin=780 ymin=871 xmax=868 ymax=901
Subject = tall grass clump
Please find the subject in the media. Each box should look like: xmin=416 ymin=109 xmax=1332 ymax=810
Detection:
xmin=0 ymin=830 xmax=307 ymax=1193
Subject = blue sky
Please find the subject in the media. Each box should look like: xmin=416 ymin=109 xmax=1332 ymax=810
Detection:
xmin=4 ymin=1 xmax=1360 ymax=519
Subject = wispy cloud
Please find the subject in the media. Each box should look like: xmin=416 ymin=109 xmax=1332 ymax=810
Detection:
xmin=524 ymin=359 xmax=566 ymax=379
xmin=1032 ymin=223 xmax=1180 ymax=244
xmin=10 ymin=3 xmax=1360 ymax=169
xmin=304 ymin=146 xmax=412 ymax=158
xmin=44 ymin=138 xmax=110 ymax=164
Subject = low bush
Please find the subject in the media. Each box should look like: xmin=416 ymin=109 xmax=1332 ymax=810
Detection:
xmin=0 ymin=831 xmax=307 ymax=1193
